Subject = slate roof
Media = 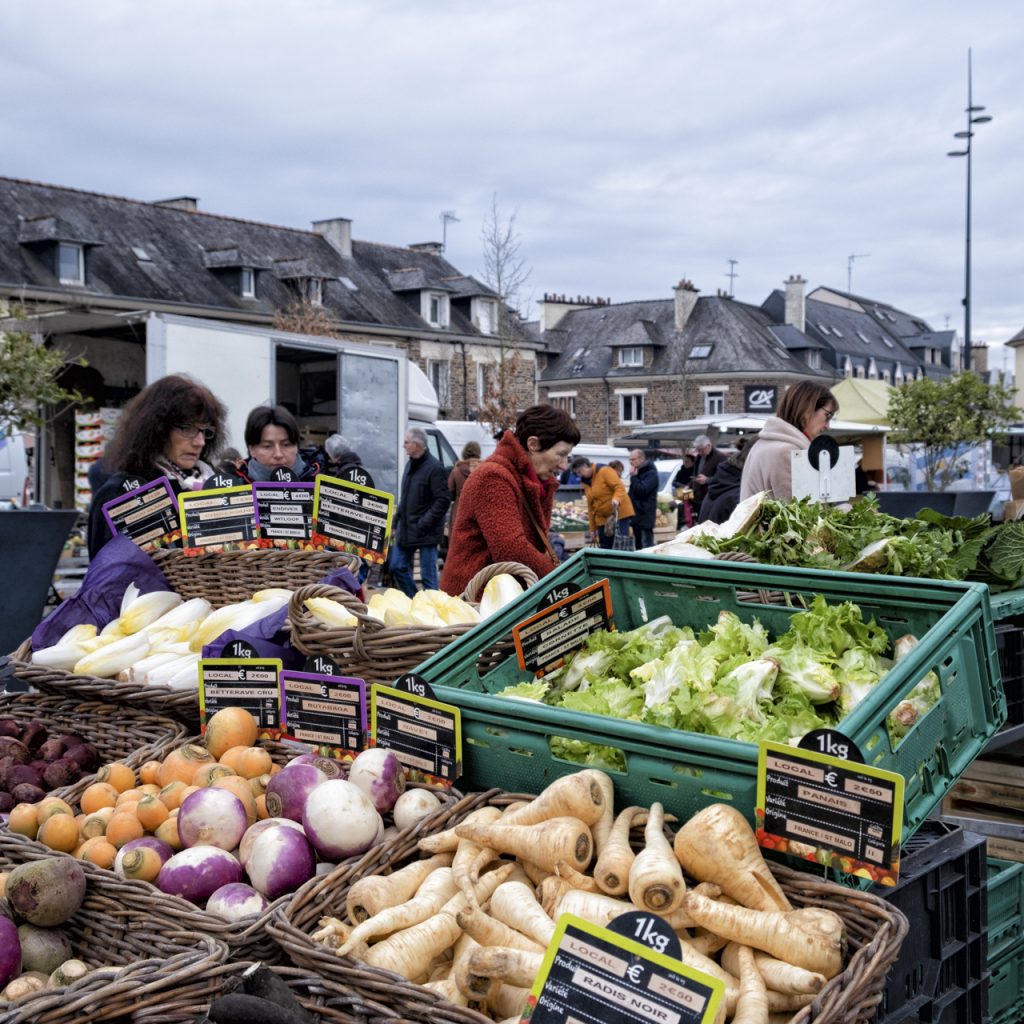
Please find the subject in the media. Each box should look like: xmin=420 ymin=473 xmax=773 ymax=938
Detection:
xmin=540 ymin=295 xmax=823 ymax=382
xmin=0 ymin=176 xmax=523 ymax=343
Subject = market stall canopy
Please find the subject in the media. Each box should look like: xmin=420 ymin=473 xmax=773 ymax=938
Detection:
xmin=831 ymin=378 xmax=893 ymax=427
xmin=617 ymin=412 xmax=888 ymax=446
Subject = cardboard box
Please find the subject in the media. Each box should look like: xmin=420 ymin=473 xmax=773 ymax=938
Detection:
xmin=1010 ymin=466 xmax=1024 ymax=500
xmin=1004 ymin=500 xmax=1024 ymax=522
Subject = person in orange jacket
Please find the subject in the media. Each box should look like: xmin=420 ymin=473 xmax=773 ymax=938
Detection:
xmin=570 ymin=455 xmax=634 ymax=549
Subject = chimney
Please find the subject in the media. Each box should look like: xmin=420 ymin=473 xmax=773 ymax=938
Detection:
xmin=673 ymin=279 xmax=699 ymax=331
xmin=152 ymin=196 xmax=199 ymax=212
xmin=538 ymin=293 xmax=603 ymax=332
xmin=408 ymin=241 xmax=444 ymax=256
xmin=784 ymin=274 xmax=806 ymax=332
xmin=313 ymin=217 xmax=352 ymax=258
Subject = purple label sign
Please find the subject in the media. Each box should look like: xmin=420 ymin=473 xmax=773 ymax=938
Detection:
xmin=280 ymin=669 xmax=367 ymax=755
xmin=253 ymin=481 xmax=315 ymax=546
xmin=102 ymin=476 xmax=181 ymax=551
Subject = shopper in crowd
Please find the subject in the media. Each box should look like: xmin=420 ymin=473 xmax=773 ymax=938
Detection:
xmin=441 ymin=405 xmax=580 ymax=595
xmin=324 ymin=433 xmax=363 ymax=475
xmin=390 ymin=427 xmax=450 ymax=597
xmin=87 ymin=374 xmax=226 ymax=558
xmin=698 ymin=444 xmax=752 ymax=524
xmin=236 ymin=405 xmax=322 ymax=483
xmin=627 ymin=448 xmax=659 ymax=549
xmin=571 ymin=454 xmax=634 ymax=549
xmin=691 ymin=434 xmax=727 ymax=511
xmin=608 ymin=459 xmax=625 ymax=476
xmin=447 ymin=440 xmax=482 ymax=539
xmin=672 ymin=452 xmax=696 ymax=493
xmin=740 ymin=380 xmax=839 ymax=501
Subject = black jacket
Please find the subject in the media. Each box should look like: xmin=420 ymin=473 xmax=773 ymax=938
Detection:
xmin=628 ymin=460 xmax=659 ymax=529
xmin=692 ymin=447 xmax=727 ymax=505
xmin=697 ymin=460 xmax=743 ymax=525
xmin=396 ymin=452 xmax=450 ymax=548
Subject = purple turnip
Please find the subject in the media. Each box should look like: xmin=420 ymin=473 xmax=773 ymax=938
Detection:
xmin=5 ymin=857 xmax=87 ymax=927
xmin=177 ymin=789 xmax=248 ymax=850
xmin=156 ymin=847 xmax=243 ymax=905
xmin=41 ymin=759 xmax=78 ymax=791
xmin=11 ymin=783 xmax=46 ymax=804
xmin=288 ymin=753 xmax=344 ymax=778
xmin=206 ymin=882 xmax=270 ymax=922
xmin=348 ymin=748 xmax=406 ymax=813
xmin=264 ymin=763 xmax=327 ymax=822
xmin=20 ymin=721 xmax=48 ymax=752
xmin=302 ymin=779 xmax=383 ymax=861
xmin=246 ymin=825 xmax=316 ymax=900
xmin=0 ymin=917 xmax=20 ymax=988
xmin=62 ymin=744 xmax=99 ymax=773
xmin=237 ymin=817 xmax=305 ymax=868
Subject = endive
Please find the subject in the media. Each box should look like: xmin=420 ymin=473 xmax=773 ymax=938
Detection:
xmin=304 ymin=597 xmax=358 ymax=629
xmin=147 ymin=597 xmax=212 ymax=632
xmin=145 ymin=653 xmax=200 ymax=688
xmin=130 ymin=651 xmax=185 ymax=684
xmin=191 ymin=594 xmax=290 ymax=651
xmin=74 ymin=631 xmax=152 ymax=677
xmin=54 ymin=623 xmax=98 ymax=646
xmin=478 ymin=574 xmax=525 ymax=618
xmin=165 ymin=656 xmax=202 ymax=691
xmin=120 ymin=589 xmax=183 ymax=634
xmin=32 ymin=642 xmax=95 ymax=672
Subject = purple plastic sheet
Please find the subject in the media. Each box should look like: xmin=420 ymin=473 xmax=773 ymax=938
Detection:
xmin=201 ymin=605 xmax=301 ymax=668
xmin=32 ymin=537 xmax=172 ymax=650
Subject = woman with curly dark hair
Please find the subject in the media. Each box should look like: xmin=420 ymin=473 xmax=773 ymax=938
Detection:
xmin=87 ymin=374 xmax=227 ymax=557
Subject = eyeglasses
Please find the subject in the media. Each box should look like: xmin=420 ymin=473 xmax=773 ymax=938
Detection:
xmin=822 ymin=409 xmax=837 ymax=422
xmin=174 ymin=424 xmax=216 ymax=441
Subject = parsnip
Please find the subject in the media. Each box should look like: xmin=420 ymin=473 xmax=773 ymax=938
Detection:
xmin=452 ymin=806 xmax=504 ymax=905
xmin=456 ymin=905 xmax=545 ymax=953
xmin=500 ymin=770 xmax=608 ymax=827
xmin=730 ymin=943 xmax=769 ymax=1024
xmin=489 ymin=881 xmax=556 ymax=948
xmin=451 ymin=933 xmax=494 ymax=1002
xmin=467 ymin=945 xmax=544 ymax=991
xmin=346 ymin=852 xmax=453 ymax=922
xmin=721 ymin=942 xmax=825 ymax=995
xmin=453 ymin=816 xmax=593 ymax=874
xmin=554 ymin=859 xmax=600 ymax=892
xmin=674 ymin=804 xmax=790 ymax=912
xmin=628 ymin=802 xmax=686 ymax=913
xmin=588 ymin=771 xmax=615 ymax=854
xmin=594 ymin=805 xmax=644 ymax=895
xmin=486 ymin=984 xmax=532 ymax=1021
xmin=683 ymin=890 xmax=845 ymax=979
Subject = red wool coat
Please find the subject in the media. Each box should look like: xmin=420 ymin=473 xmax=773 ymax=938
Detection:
xmin=440 ymin=431 xmax=558 ymax=596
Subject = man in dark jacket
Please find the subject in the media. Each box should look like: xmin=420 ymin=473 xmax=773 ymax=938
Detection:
xmin=628 ymin=449 xmax=659 ymax=549
xmin=691 ymin=434 xmax=726 ymax=512
xmin=390 ymin=427 xmax=450 ymax=597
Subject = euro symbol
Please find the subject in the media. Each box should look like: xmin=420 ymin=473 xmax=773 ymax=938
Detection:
xmin=824 ymin=771 xmax=838 ymax=787
xmin=626 ymin=964 xmax=643 ymax=983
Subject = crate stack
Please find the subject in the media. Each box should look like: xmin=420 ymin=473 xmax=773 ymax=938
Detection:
xmin=73 ymin=407 xmax=120 ymax=512
xmin=985 ymin=858 xmax=1024 ymax=1024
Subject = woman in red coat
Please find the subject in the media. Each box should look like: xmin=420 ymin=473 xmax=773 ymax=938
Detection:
xmin=440 ymin=405 xmax=580 ymax=595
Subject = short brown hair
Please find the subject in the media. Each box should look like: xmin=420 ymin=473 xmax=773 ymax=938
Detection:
xmin=244 ymin=405 xmax=299 ymax=448
xmin=514 ymin=404 xmax=581 ymax=451
xmin=461 ymin=441 xmax=482 ymax=460
xmin=777 ymin=380 xmax=837 ymax=432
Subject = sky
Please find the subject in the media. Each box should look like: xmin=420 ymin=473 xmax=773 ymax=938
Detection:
xmin=2 ymin=0 xmax=1022 ymax=365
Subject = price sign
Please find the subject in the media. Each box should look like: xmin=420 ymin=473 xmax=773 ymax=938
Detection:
xmin=525 ymin=914 xmax=723 ymax=1024
xmin=303 ymin=655 xmax=341 ymax=676
xmin=253 ymin=481 xmax=315 ymax=547
xmin=757 ymin=740 xmax=904 ymax=886
xmin=393 ymin=672 xmax=437 ymax=701
xmin=179 ymin=485 xmax=259 ymax=554
xmin=280 ymin=669 xmax=366 ymax=755
xmin=204 ymin=472 xmax=247 ymax=489
xmin=339 ymin=466 xmax=375 ymax=488
xmin=102 ymin=476 xmax=182 ymax=551
xmin=606 ymin=911 xmax=682 ymax=961
xmin=199 ymin=657 xmax=282 ymax=736
xmin=513 ymin=579 xmax=613 ymax=677
xmin=371 ymin=683 xmax=461 ymax=784
xmin=541 ymin=581 xmax=582 ymax=608
xmin=313 ymin=474 xmax=394 ymax=563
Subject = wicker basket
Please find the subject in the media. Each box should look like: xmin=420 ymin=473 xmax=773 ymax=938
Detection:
xmin=714 ymin=549 xmax=799 ymax=606
xmin=289 ymin=561 xmax=539 ymax=685
xmin=0 ymin=838 xmax=227 ymax=1024
xmin=8 ymin=548 xmax=363 ymax=725
xmin=0 ymin=693 xmax=187 ymax=806
xmin=151 ymin=547 xmax=362 ymax=608
xmin=2 ymin=735 xmax=462 ymax=963
xmin=270 ymin=789 xmax=909 ymax=1024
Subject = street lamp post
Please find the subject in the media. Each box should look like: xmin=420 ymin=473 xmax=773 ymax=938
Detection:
xmin=947 ymin=48 xmax=992 ymax=373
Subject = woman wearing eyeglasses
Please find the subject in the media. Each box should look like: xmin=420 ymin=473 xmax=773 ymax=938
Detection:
xmin=236 ymin=405 xmax=321 ymax=483
xmin=739 ymin=380 xmax=838 ymax=502
xmin=86 ymin=374 xmax=226 ymax=558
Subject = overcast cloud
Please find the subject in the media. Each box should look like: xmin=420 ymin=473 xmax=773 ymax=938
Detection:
xmin=2 ymin=0 xmax=1021 ymax=358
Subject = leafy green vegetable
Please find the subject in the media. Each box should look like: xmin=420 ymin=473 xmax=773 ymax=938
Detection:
xmin=974 ymin=520 xmax=1024 ymax=589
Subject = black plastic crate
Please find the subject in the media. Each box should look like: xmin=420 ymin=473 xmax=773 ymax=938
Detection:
xmin=994 ymin=622 xmax=1024 ymax=726
xmin=872 ymin=821 xmax=988 ymax=1023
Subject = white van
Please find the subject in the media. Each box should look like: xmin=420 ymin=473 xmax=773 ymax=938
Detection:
xmin=0 ymin=424 xmax=29 ymax=505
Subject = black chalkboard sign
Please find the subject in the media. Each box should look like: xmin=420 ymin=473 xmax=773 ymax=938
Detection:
xmin=313 ymin=474 xmax=394 ymax=563
xmin=102 ymin=476 xmax=181 ymax=551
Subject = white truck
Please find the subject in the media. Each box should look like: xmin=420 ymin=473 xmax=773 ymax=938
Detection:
xmin=146 ymin=312 xmax=455 ymax=497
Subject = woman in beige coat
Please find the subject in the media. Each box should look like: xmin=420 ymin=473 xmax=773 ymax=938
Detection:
xmin=740 ymin=381 xmax=838 ymax=501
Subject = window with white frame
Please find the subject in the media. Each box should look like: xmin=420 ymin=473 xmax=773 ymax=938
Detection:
xmin=618 ymin=346 xmax=644 ymax=367
xmin=476 ymin=363 xmax=487 ymax=404
xmin=844 ymin=356 xmax=853 ymax=378
xmin=855 ymin=364 xmax=866 ymax=379
xmin=427 ymin=359 xmax=451 ymax=407
xmin=474 ymin=299 xmax=497 ymax=335
xmin=549 ymin=393 xmax=577 ymax=418
xmin=303 ymin=277 xmax=323 ymax=306
xmin=703 ymin=390 xmax=725 ymax=415
xmin=618 ymin=391 xmax=645 ymax=425
xmin=807 ymin=350 xmax=821 ymax=370
xmin=58 ymin=242 xmax=84 ymax=285
xmin=426 ymin=292 xmax=450 ymax=328
xmin=240 ymin=268 xmax=256 ymax=298
xmin=868 ymin=358 xmax=878 ymax=379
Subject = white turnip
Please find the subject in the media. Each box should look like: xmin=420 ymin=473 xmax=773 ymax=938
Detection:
xmin=348 ymin=748 xmax=406 ymax=812
xmin=237 ymin=817 xmax=305 ymax=868
xmin=391 ymin=788 xmax=442 ymax=830
xmin=156 ymin=846 xmax=243 ymax=905
xmin=177 ymin=788 xmax=248 ymax=850
xmin=302 ymin=779 xmax=382 ymax=860
xmin=264 ymin=762 xmax=327 ymax=822
xmin=206 ymin=882 xmax=270 ymax=922
xmin=246 ymin=825 xmax=316 ymax=899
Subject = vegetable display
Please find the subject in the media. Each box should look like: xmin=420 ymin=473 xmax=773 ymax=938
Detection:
xmin=0 ymin=718 xmax=99 ymax=811
xmin=309 ymin=770 xmax=848 ymax=1022
xmin=30 ymin=583 xmax=292 ymax=690
xmin=497 ymin=598 xmax=937 ymax=765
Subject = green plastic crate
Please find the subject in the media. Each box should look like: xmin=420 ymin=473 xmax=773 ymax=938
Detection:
xmin=987 ymin=857 xmax=1024 ymax=962
xmin=989 ymin=589 xmax=1024 ymax=622
xmin=988 ymin=940 xmax=1024 ymax=1024
xmin=418 ymin=549 xmax=1006 ymax=841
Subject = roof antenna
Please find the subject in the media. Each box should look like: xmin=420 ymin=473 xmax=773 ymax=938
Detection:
xmin=440 ymin=210 xmax=460 ymax=252
xmin=725 ymin=258 xmax=739 ymax=297
xmin=847 ymin=253 xmax=870 ymax=292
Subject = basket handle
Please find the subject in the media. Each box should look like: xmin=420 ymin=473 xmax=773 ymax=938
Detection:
xmin=461 ymin=561 xmax=540 ymax=603
xmin=288 ymin=583 xmax=378 ymax=630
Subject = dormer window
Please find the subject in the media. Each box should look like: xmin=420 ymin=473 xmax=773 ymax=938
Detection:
xmin=473 ymin=298 xmax=497 ymax=335
xmin=424 ymin=291 xmax=450 ymax=328
xmin=240 ymin=268 xmax=256 ymax=298
xmin=58 ymin=243 xmax=84 ymax=285
xmin=619 ymin=346 xmax=644 ymax=367
xmin=304 ymin=277 xmax=323 ymax=306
